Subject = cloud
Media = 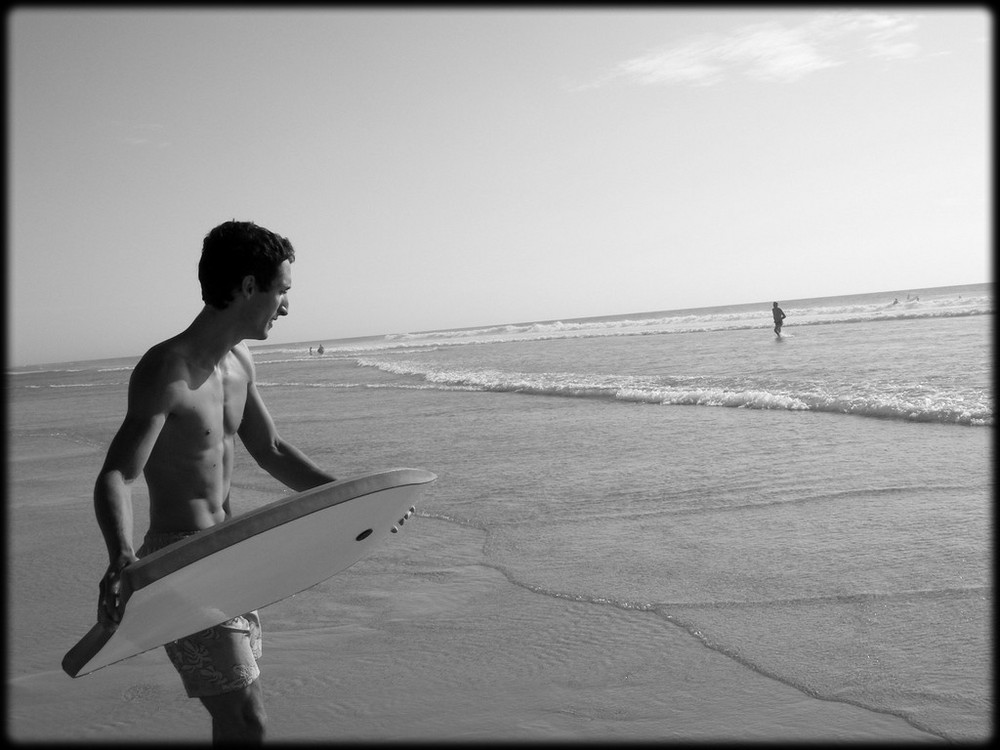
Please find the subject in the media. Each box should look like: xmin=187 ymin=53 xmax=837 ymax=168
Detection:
xmin=857 ymin=13 xmax=921 ymax=60
xmin=590 ymin=11 xmax=922 ymax=89
xmin=716 ymin=22 xmax=844 ymax=83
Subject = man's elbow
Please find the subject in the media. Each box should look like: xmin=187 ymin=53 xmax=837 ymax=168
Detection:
xmin=250 ymin=438 xmax=286 ymax=472
xmin=93 ymin=467 xmax=135 ymax=511
xmin=95 ymin=467 xmax=129 ymax=494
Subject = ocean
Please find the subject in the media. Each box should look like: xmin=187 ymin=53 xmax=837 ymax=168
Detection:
xmin=5 ymin=282 xmax=992 ymax=742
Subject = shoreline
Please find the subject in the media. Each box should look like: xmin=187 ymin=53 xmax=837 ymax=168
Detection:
xmin=8 ymin=517 xmax=941 ymax=743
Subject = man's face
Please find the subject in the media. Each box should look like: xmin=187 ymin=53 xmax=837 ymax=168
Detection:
xmin=249 ymin=260 xmax=292 ymax=339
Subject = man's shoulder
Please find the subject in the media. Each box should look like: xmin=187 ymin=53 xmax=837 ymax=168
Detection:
xmin=138 ymin=335 xmax=186 ymax=367
xmin=229 ymin=341 xmax=256 ymax=379
xmin=132 ymin=337 xmax=195 ymax=388
xmin=122 ymin=339 xmax=194 ymax=412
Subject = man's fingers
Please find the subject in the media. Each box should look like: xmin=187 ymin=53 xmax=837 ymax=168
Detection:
xmin=98 ymin=570 xmax=125 ymax=624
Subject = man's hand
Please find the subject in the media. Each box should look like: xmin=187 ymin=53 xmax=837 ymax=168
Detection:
xmin=98 ymin=554 xmax=137 ymax=626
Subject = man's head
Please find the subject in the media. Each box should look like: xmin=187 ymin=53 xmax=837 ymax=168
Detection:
xmin=199 ymin=221 xmax=295 ymax=310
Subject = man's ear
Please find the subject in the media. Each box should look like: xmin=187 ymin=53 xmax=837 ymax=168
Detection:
xmin=240 ymin=274 xmax=257 ymax=298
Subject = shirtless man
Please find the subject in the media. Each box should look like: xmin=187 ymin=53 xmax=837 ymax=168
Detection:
xmin=94 ymin=220 xmax=335 ymax=744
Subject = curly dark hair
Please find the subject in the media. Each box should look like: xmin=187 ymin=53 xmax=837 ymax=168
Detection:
xmin=198 ymin=220 xmax=295 ymax=309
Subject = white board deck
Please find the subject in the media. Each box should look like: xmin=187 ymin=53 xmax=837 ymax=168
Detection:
xmin=63 ymin=468 xmax=436 ymax=678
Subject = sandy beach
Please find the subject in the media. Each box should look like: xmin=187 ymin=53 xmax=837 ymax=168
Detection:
xmin=7 ymin=433 xmax=937 ymax=742
xmin=10 ymin=520 xmax=938 ymax=742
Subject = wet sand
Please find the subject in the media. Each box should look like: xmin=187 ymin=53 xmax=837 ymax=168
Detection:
xmin=6 ymin=437 xmax=938 ymax=742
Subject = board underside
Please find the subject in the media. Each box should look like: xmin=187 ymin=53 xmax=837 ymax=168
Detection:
xmin=62 ymin=468 xmax=436 ymax=677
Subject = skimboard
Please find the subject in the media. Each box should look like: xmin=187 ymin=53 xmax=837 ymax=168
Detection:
xmin=62 ymin=468 xmax=436 ymax=678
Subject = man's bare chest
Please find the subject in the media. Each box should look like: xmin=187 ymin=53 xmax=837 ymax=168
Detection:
xmin=171 ymin=367 xmax=248 ymax=438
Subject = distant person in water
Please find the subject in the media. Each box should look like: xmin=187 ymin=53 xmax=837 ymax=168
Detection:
xmin=772 ymin=302 xmax=786 ymax=337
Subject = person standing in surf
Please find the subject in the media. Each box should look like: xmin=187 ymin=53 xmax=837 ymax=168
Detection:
xmin=93 ymin=220 xmax=336 ymax=744
xmin=772 ymin=301 xmax=786 ymax=337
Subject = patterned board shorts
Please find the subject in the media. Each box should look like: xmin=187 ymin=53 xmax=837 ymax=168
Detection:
xmin=137 ymin=531 xmax=263 ymax=698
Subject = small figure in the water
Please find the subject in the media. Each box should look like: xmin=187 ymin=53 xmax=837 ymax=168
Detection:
xmin=893 ymin=298 xmax=899 ymax=305
xmin=317 ymin=344 xmax=325 ymax=355
xmin=772 ymin=302 xmax=786 ymax=337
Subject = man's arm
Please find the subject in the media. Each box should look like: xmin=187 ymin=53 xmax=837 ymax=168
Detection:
xmin=235 ymin=347 xmax=335 ymax=491
xmin=94 ymin=353 xmax=171 ymax=624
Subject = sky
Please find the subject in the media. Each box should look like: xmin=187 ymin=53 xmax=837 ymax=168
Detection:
xmin=7 ymin=7 xmax=991 ymax=367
